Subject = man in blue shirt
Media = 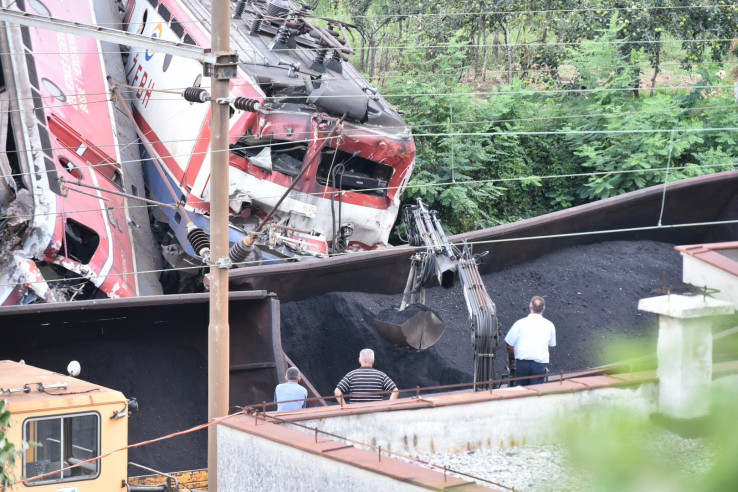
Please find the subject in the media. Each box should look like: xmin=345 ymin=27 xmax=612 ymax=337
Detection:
xmin=274 ymin=367 xmax=308 ymax=411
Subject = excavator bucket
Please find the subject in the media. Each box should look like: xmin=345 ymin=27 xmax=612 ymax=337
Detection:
xmin=373 ymin=304 xmax=446 ymax=351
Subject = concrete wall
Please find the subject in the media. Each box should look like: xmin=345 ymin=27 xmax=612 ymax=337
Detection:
xmin=682 ymin=255 xmax=738 ymax=307
xmin=217 ymin=370 xmax=738 ymax=489
xmin=294 ymin=385 xmax=658 ymax=456
xmin=217 ymin=425 xmax=432 ymax=491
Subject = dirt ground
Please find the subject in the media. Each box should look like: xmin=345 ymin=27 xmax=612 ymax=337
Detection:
xmin=280 ymin=240 xmax=684 ymax=396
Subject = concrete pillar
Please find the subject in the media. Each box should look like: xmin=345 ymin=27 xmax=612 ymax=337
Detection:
xmin=638 ymin=294 xmax=734 ymax=419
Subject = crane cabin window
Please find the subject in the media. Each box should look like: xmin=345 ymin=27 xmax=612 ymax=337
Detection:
xmin=23 ymin=412 xmax=101 ymax=485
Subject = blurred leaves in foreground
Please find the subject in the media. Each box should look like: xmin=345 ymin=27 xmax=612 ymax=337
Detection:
xmin=555 ymin=374 xmax=738 ymax=492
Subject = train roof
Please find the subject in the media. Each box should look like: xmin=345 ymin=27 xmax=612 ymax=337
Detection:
xmin=175 ymin=0 xmax=411 ymax=129
xmin=0 ymin=360 xmax=126 ymax=416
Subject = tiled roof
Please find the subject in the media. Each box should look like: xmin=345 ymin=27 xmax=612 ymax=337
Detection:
xmin=676 ymin=241 xmax=738 ymax=277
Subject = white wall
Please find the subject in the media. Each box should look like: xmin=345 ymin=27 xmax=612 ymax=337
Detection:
xmin=293 ymin=385 xmax=658 ymax=456
xmin=217 ymin=425 xmax=432 ymax=491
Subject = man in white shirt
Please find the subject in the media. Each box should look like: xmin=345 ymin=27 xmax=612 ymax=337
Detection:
xmin=504 ymin=296 xmax=556 ymax=386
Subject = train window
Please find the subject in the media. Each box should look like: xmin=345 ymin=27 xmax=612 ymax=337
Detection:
xmin=171 ymin=17 xmax=185 ymax=39
xmin=316 ymin=149 xmax=391 ymax=197
xmin=23 ymin=412 xmax=100 ymax=485
xmin=111 ymin=169 xmax=123 ymax=188
xmin=137 ymin=9 xmax=148 ymax=35
xmin=48 ymin=115 xmax=122 ymax=189
xmin=59 ymin=156 xmax=82 ymax=180
xmin=61 ymin=219 xmax=100 ymax=264
xmin=27 ymin=0 xmax=50 ymax=17
xmin=239 ymin=139 xmax=307 ymax=176
xmin=147 ymin=0 xmax=157 ymax=7
xmin=41 ymin=78 xmax=66 ymax=102
xmin=183 ymin=33 xmax=196 ymax=46
xmin=157 ymin=3 xmax=171 ymax=23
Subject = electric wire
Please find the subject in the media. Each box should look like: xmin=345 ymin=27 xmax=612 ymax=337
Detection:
xmin=3 ymin=69 xmax=736 ymax=132
xmin=3 ymin=104 xmax=738 ymax=197
xmin=324 ymin=3 xmax=738 ymax=21
xmin=2 ymin=109 xmax=736 ymax=187
xmin=2 ymin=30 xmax=736 ymax=58
xmin=10 ymin=409 xmax=248 ymax=487
xmin=2 ymin=216 xmax=737 ymax=292
xmin=2 ymin=71 xmax=734 ymax=117
xmin=4 ymin=99 xmax=737 ymax=164
xmin=5 ymin=85 xmax=734 ymax=134
xmin=2 ymin=151 xmax=736 ymax=223
xmin=12 ymin=1 xmax=735 ymax=24
xmin=0 ymin=45 xmax=713 ymax=84
xmin=2 ymin=117 xmax=738 ymax=208
xmin=2 ymin=163 xmax=736 ymax=232
xmin=3 ymin=0 xmax=736 ymax=73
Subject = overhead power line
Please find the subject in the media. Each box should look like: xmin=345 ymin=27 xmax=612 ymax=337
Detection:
xmin=333 ymin=3 xmax=738 ymax=21
xmin=2 ymin=216 xmax=737 ymax=292
xmin=1 ymin=31 xmax=735 ymax=57
xmin=3 ymin=116 xmax=737 ymax=186
xmin=4 ymin=118 xmax=737 ymax=190
xmin=17 ymin=2 xmax=732 ymax=25
xmin=3 ymin=80 xmax=734 ymax=122
xmin=3 ymin=161 xmax=735 ymax=224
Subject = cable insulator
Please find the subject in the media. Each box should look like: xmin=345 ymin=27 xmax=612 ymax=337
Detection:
xmin=233 ymin=0 xmax=247 ymax=18
xmin=186 ymin=225 xmax=211 ymax=258
xmin=232 ymin=97 xmax=261 ymax=112
xmin=229 ymin=239 xmax=253 ymax=264
xmin=331 ymin=236 xmax=348 ymax=254
xmin=274 ymin=25 xmax=290 ymax=45
xmin=266 ymin=0 xmax=290 ymax=18
xmin=249 ymin=14 xmax=263 ymax=35
xmin=183 ymin=87 xmax=209 ymax=103
xmin=314 ymin=49 xmax=327 ymax=65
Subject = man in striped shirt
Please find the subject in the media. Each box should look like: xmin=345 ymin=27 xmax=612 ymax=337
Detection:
xmin=334 ymin=348 xmax=399 ymax=404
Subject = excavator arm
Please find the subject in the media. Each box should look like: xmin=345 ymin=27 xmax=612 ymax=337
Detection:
xmin=374 ymin=199 xmax=502 ymax=385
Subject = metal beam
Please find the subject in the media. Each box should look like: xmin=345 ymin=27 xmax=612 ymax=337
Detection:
xmin=0 ymin=7 xmax=216 ymax=63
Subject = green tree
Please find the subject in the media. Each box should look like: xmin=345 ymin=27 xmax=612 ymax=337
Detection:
xmin=671 ymin=1 xmax=738 ymax=70
xmin=365 ymin=0 xmax=738 ymax=233
xmin=1 ymin=401 xmax=17 ymax=490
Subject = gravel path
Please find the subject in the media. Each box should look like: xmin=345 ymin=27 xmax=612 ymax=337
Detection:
xmin=411 ymin=427 xmax=717 ymax=491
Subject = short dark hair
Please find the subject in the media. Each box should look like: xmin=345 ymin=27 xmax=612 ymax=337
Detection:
xmin=530 ymin=296 xmax=545 ymax=313
xmin=286 ymin=367 xmax=300 ymax=381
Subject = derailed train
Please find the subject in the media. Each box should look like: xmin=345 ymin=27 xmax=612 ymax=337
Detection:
xmin=1 ymin=0 xmax=416 ymax=304
xmin=121 ymin=0 xmax=416 ymax=291
xmin=0 ymin=0 xmax=162 ymax=305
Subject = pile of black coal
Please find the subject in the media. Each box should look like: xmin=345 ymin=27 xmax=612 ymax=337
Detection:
xmin=281 ymin=240 xmax=683 ymax=397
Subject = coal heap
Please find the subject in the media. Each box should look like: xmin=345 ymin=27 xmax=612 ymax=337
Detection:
xmin=280 ymin=240 xmax=683 ymax=396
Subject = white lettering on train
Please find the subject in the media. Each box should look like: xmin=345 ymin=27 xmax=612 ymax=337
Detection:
xmin=125 ymin=52 xmax=155 ymax=108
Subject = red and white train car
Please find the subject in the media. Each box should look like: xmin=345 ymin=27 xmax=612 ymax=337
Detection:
xmin=0 ymin=0 xmax=158 ymax=304
xmin=121 ymin=0 xmax=416 ymax=274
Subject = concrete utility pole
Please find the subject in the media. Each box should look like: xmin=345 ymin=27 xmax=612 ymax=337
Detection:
xmin=2 ymin=4 xmax=234 ymax=488
xmin=208 ymin=0 xmax=234 ymax=490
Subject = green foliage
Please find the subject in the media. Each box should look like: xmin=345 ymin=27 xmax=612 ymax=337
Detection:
xmin=555 ymin=376 xmax=738 ymax=492
xmin=1 ymin=401 xmax=16 ymax=490
xmin=358 ymin=0 xmax=738 ymax=237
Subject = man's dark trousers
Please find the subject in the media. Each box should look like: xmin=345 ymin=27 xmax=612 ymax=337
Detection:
xmin=515 ymin=359 xmax=547 ymax=386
